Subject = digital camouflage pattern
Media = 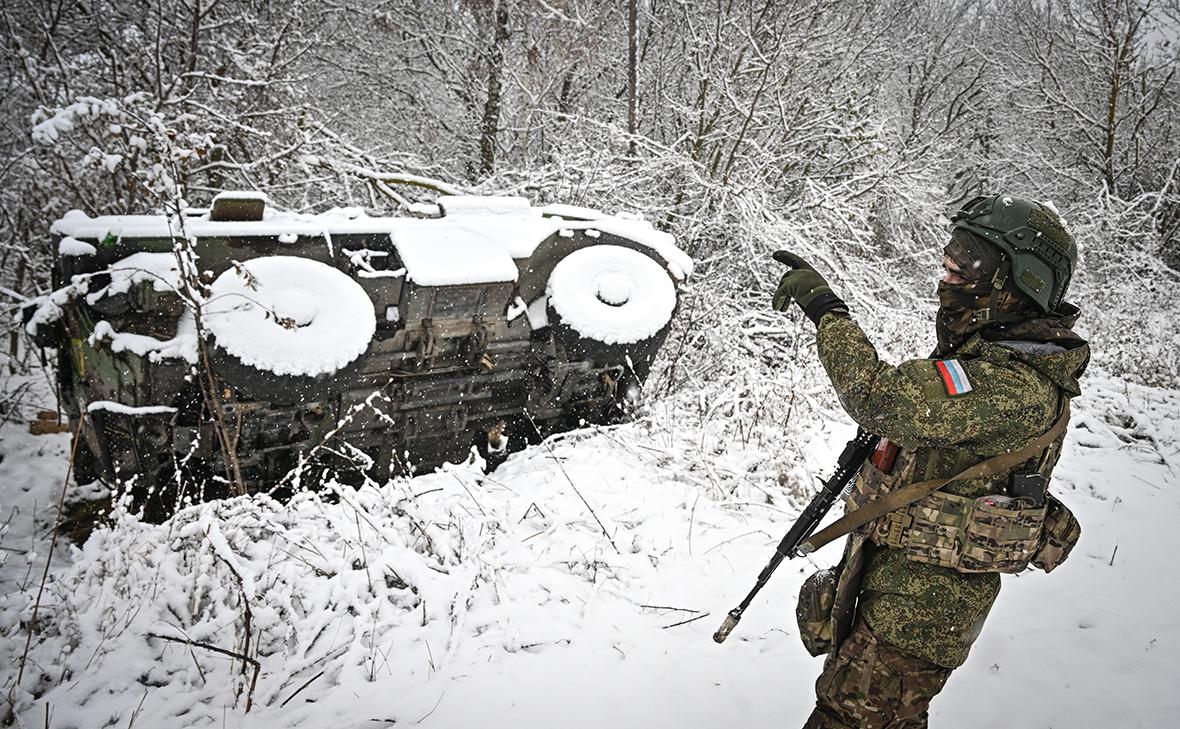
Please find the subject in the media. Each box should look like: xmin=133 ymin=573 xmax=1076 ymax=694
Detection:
xmin=815 ymin=314 xmax=1081 ymax=466
xmin=803 ymin=619 xmax=953 ymax=729
xmin=812 ymin=311 xmax=1090 ymax=670
xmin=856 ymin=547 xmax=998 ymax=669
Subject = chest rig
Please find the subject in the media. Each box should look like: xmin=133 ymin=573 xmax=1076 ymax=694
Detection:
xmin=846 ymin=431 xmax=1074 ymax=573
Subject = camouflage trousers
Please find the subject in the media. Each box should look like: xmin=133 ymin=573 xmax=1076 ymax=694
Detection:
xmin=802 ymin=619 xmax=952 ymax=729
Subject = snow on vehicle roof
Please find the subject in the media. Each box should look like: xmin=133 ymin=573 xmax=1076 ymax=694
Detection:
xmin=537 ymin=203 xmax=608 ymax=220
xmin=437 ymin=195 xmax=531 ymax=216
xmin=388 ymin=218 xmax=522 ymax=285
xmin=58 ymin=236 xmax=97 ymax=257
xmin=51 ymin=195 xmax=694 ymax=285
xmin=211 ymin=190 xmax=268 ymax=204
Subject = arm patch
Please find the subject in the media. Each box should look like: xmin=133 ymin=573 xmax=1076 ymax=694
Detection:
xmin=934 ymin=359 xmax=974 ymax=396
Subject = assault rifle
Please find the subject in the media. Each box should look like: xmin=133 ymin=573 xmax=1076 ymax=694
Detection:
xmin=713 ymin=429 xmax=879 ymax=644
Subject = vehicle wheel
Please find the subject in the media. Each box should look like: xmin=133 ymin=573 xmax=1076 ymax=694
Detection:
xmin=545 ymin=245 xmax=677 ymax=377
xmin=203 ymin=256 xmax=377 ymax=404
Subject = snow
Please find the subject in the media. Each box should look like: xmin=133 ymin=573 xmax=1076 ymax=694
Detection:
xmin=389 ymin=223 xmax=520 ymax=286
xmin=357 ymin=267 xmax=406 ymax=280
xmin=90 ymin=313 xmax=199 ymax=364
xmin=213 ymin=190 xmax=269 ymax=204
xmin=21 ymin=247 xmax=181 ymax=336
xmin=30 ymin=97 xmax=120 ymax=144
xmin=547 ymin=245 xmax=677 ymax=344
xmin=344 ymin=248 xmax=406 ymax=280
xmin=1 ymin=374 xmax=1176 ymax=728
xmin=202 ymin=256 xmax=376 ymax=377
xmin=437 ymin=195 xmax=531 ymax=216
xmin=526 ymin=294 xmax=550 ymax=330
xmin=99 ymin=153 xmax=121 ymax=172
xmin=538 ymin=204 xmax=608 ymax=221
xmin=407 ymin=202 xmax=442 ymax=216
xmin=506 ymin=296 xmax=528 ymax=321
xmin=24 ymin=279 xmax=89 ymax=337
xmin=86 ymin=251 xmax=183 ymax=305
xmin=586 ymin=218 xmax=692 ymax=281
xmin=57 ymin=236 xmax=96 ymax=257
xmin=1041 ymin=198 xmax=1072 ymax=231
xmin=87 ymin=401 xmax=177 ymax=416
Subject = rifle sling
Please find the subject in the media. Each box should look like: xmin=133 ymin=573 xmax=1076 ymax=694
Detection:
xmin=798 ymin=402 xmax=1070 ymax=555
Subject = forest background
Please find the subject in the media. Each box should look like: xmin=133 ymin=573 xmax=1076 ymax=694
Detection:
xmin=2 ymin=0 xmax=1179 ymax=403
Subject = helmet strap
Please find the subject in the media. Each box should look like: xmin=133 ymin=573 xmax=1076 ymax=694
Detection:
xmin=976 ymin=259 xmax=1010 ymax=324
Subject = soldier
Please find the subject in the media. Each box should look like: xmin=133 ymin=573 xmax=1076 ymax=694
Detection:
xmin=772 ymin=195 xmax=1089 ymax=728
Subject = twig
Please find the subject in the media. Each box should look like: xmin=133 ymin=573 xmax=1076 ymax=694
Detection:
xmin=280 ymin=670 xmax=325 ymax=707
xmin=126 ymin=688 xmax=148 ymax=728
xmin=269 ymin=391 xmax=389 ymax=494
xmin=565 ymin=472 xmax=619 ymax=554
xmin=414 ymin=691 xmax=446 ymax=725
xmin=355 ymin=509 xmax=373 ymax=593
xmin=527 ymin=412 xmax=619 ymax=554
xmin=518 ymin=503 xmax=545 ymax=523
xmin=211 ymin=550 xmax=254 ymax=680
xmin=207 ymin=537 xmax=260 ymax=711
xmin=17 ymin=414 xmax=84 ymax=685
xmin=661 ymin=612 xmax=711 ymax=629
xmin=187 ymin=643 xmax=208 ymax=686
xmin=305 ymin=154 xmax=466 ymax=197
xmin=702 ymin=529 xmax=773 ymax=554
xmin=146 ymin=634 xmax=260 ymax=712
xmin=639 ymin=604 xmax=703 ymax=613
xmin=451 ymin=473 xmax=486 ymax=516
xmin=1109 ymin=543 xmax=1119 ymax=566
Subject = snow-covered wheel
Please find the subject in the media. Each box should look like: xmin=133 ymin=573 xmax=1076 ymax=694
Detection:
xmin=545 ymin=245 xmax=677 ymax=376
xmin=203 ymin=256 xmax=376 ymax=404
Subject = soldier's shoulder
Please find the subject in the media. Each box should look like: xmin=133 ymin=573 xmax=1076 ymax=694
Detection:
xmin=898 ymin=342 xmax=1048 ymax=404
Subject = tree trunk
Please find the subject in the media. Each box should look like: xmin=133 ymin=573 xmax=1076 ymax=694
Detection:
xmin=628 ymin=0 xmax=638 ymax=157
xmin=479 ymin=1 xmax=510 ymax=176
xmin=1104 ymin=54 xmax=1121 ymax=194
xmin=558 ymin=70 xmax=575 ymax=120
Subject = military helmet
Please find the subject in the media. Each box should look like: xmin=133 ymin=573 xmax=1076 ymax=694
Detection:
xmin=949 ymin=195 xmax=1076 ymax=312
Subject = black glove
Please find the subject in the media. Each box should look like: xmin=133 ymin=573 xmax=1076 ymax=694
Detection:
xmin=771 ymin=250 xmax=847 ymax=325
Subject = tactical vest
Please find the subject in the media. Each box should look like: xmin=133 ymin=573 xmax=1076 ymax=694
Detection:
xmin=845 ymin=437 xmax=1080 ymax=574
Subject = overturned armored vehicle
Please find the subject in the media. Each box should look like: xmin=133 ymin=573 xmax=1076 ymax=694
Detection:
xmin=28 ymin=194 xmax=691 ymax=502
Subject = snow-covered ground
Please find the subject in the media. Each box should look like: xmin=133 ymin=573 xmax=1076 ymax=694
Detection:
xmin=1 ymin=370 xmax=1177 ymax=728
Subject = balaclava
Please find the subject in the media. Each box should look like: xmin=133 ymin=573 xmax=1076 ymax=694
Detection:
xmin=935 ymin=229 xmax=1039 ymax=354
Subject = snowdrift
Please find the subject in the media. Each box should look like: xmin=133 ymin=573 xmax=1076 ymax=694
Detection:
xmin=2 ymin=376 xmax=1178 ymax=728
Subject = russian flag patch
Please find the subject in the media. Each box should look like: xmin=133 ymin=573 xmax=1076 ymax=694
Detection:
xmin=935 ymin=359 xmax=973 ymax=396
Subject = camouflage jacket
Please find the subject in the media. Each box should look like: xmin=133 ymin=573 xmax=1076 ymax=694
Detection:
xmin=813 ymin=312 xmax=1090 ymax=668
